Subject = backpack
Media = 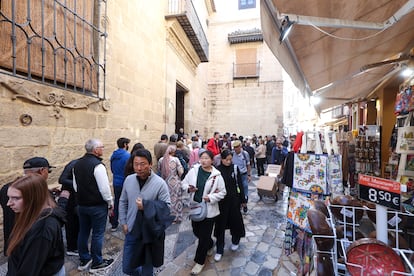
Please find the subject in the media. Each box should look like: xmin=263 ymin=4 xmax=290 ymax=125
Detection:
xmin=178 ymin=156 xmax=189 ymax=180
xmin=242 ymin=150 xmax=250 ymax=165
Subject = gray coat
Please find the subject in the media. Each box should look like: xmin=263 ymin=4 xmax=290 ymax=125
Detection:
xmin=119 ymin=171 xmax=171 ymax=233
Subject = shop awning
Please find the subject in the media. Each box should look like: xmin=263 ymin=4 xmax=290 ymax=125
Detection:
xmin=261 ymin=0 xmax=414 ymax=112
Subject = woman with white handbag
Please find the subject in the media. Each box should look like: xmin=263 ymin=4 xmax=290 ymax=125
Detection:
xmin=181 ymin=150 xmax=226 ymax=275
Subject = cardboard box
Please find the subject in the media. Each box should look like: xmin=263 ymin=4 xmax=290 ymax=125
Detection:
xmin=265 ymin=164 xmax=281 ymax=177
xmin=257 ymin=176 xmax=277 ymax=197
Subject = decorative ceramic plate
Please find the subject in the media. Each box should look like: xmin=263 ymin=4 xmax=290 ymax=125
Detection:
xmin=346 ymin=238 xmax=406 ymax=276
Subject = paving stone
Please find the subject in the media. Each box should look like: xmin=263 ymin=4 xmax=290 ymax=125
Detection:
xmin=246 ymin=225 xmax=262 ymax=231
xmin=257 ymin=242 xmax=270 ymax=252
xmin=158 ymin=264 xmax=178 ymax=276
xmin=258 ymin=267 xmax=273 ymax=276
xmin=246 ymin=235 xmax=261 ymax=242
xmin=275 ymin=229 xmax=286 ymax=238
xmin=250 ymin=251 xmax=267 ymax=264
xmin=215 ymin=258 xmax=232 ymax=271
xmin=164 ymin=232 xmax=177 ymax=262
xmin=244 ymin=261 xmax=260 ymax=275
xmin=174 ymin=230 xmax=197 ymax=258
xmin=245 ymin=231 xmax=256 ymax=237
xmin=268 ymin=246 xmax=283 ymax=258
xmin=230 ymin=267 xmax=243 ymax=275
xmin=263 ymin=257 xmax=279 ymax=270
xmin=273 ymin=237 xmax=285 ymax=248
xmin=261 ymin=234 xmax=274 ymax=243
xmin=231 ymin=257 xmax=247 ymax=267
xmin=203 ymin=265 xmax=217 ymax=275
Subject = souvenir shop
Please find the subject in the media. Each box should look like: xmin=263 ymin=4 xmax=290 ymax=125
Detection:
xmin=281 ymin=76 xmax=414 ymax=275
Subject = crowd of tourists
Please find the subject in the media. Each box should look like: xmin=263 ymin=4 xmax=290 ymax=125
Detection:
xmin=0 ymin=131 xmax=294 ymax=275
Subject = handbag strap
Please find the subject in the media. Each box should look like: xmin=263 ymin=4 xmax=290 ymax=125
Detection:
xmin=207 ymin=175 xmax=217 ymax=193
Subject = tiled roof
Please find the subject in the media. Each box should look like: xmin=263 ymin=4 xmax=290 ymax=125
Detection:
xmin=228 ymin=28 xmax=263 ymax=44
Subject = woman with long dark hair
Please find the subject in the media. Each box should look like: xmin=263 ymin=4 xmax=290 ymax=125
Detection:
xmin=214 ymin=149 xmax=246 ymax=261
xmin=6 ymin=174 xmax=67 ymax=275
xmin=181 ymin=150 xmax=226 ymax=275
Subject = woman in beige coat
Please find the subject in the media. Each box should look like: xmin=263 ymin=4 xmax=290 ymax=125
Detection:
xmin=255 ymin=138 xmax=266 ymax=176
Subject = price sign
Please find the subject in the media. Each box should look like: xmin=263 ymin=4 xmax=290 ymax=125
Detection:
xmin=358 ymin=174 xmax=401 ymax=210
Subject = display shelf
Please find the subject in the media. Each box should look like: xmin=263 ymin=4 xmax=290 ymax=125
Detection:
xmin=311 ymin=204 xmax=414 ymax=275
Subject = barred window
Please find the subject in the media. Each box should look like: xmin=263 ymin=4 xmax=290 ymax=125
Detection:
xmin=0 ymin=0 xmax=107 ymax=97
xmin=239 ymin=0 xmax=255 ymax=10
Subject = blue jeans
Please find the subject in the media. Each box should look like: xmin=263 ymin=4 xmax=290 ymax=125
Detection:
xmin=123 ymin=233 xmax=153 ymax=276
xmin=78 ymin=205 xmax=108 ymax=266
xmin=241 ymin=173 xmax=249 ymax=201
xmin=112 ymin=185 xmax=123 ymax=228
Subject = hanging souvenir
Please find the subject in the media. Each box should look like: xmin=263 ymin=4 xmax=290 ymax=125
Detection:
xmin=394 ymin=86 xmax=412 ymax=115
xmin=293 ymin=153 xmax=328 ymax=194
xmin=396 ymin=112 xmax=414 ymax=153
xmin=327 ymin=154 xmax=343 ymax=197
xmin=286 ymin=191 xmax=325 ymax=232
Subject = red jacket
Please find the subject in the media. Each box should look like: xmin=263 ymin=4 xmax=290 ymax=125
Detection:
xmin=207 ymin=138 xmax=220 ymax=156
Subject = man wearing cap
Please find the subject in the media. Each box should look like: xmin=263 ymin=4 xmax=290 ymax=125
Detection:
xmin=0 ymin=157 xmax=55 ymax=255
xmin=73 ymin=138 xmax=114 ymax=272
xmin=232 ymin=140 xmax=251 ymax=213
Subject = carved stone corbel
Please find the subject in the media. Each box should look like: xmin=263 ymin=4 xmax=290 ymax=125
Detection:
xmin=0 ymin=77 xmax=108 ymax=116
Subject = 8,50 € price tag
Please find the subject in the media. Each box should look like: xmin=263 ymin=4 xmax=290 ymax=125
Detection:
xmin=358 ymin=174 xmax=401 ymax=210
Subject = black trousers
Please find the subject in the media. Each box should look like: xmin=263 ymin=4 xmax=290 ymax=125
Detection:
xmin=192 ymin=217 xmax=215 ymax=265
xmin=256 ymin=158 xmax=266 ymax=176
xmin=65 ymin=196 xmax=79 ymax=251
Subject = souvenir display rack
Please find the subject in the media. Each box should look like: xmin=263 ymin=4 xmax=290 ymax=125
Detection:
xmin=311 ymin=204 xmax=414 ymax=275
xmin=354 ymin=133 xmax=380 ymax=176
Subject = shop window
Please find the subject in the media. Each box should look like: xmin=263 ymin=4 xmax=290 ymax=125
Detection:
xmin=0 ymin=0 xmax=107 ymax=97
xmin=239 ymin=0 xmax=256 ymax=10
xmin=233 ymin=48 xmax=259 ymax=78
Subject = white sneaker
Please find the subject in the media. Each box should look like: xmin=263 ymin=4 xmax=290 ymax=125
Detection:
xmin=214 ymin=253 xmax=222 ymax=262
xmin=191 ymin=263 xmax=204 ymax=275
xmin=66 ymin=250 xmax=79 ymax=256
xmin=77 ymin=259 xmax=92 ymax=271
xmin=231 ymin=243 xmax=239 ymax=251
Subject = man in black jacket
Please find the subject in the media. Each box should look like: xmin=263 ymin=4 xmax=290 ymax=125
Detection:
xmin=265 ymin=135 xmax=275 ymax=164
xmin=73 ymin=139 xmax=114 ymax=272
xmin=58 ymin=158 xmax=80 ymax=256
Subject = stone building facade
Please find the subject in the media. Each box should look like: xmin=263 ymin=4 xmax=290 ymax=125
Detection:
xmin=0 ymin=0 xmax=284 ymax=187
xmin=206 ymin=1 xmax=284 ymax=137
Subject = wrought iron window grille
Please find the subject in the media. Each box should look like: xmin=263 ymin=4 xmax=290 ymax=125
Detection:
xmin=0 ymin=0 xmax=107 ymax=99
